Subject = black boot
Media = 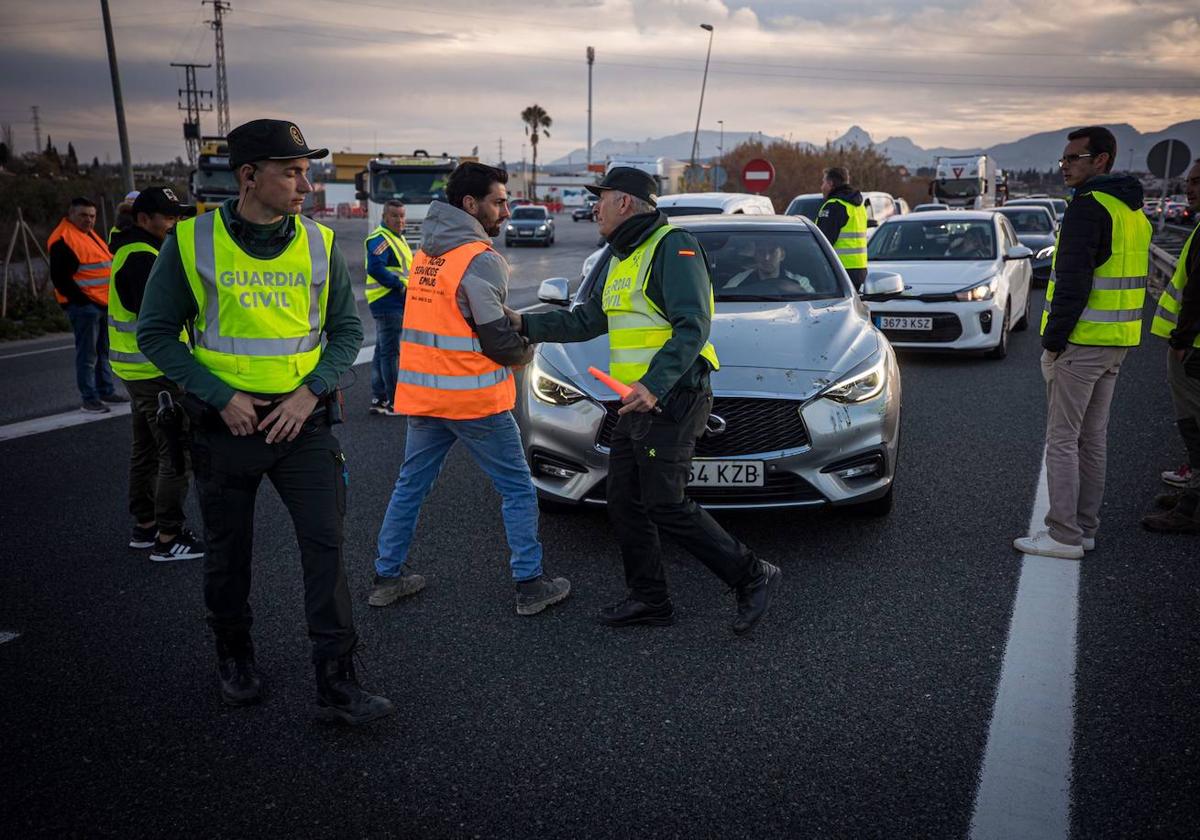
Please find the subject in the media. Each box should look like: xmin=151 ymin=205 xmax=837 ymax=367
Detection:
xmin=216 ymin=635 xmax=263 ymax=706
xmin=732 ymin=561 xmax=782 ymax=636
xmin=315 ymin=652 xmax=394 ymax=726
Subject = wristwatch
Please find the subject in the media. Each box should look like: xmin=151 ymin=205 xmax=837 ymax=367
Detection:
xmin=306 ymin=379 xmax=328 ymax=399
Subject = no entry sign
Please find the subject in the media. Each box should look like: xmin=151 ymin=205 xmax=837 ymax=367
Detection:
xmin=741 ymin=158 xmax=775 ymax=193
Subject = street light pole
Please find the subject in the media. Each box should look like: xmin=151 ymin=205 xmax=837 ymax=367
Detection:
xmin=100 ymin=0 xmax=134 ymax=193
xmin=688 ymin=23 xmax=714 ymax=176
xmin=717 ymin=119 xmax=724 ymax=156
xmin=587 ymin=46 xmax=595 ymax=172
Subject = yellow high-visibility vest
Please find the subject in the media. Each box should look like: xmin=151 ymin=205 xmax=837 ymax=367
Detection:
xmin=1041 ymin=191 xmax=1151 ymax=346
xmin=1150 ymin=225 xmax=1199 ymax=347
xmin=820 ymin=197 xmax=868 ymax=270
xmin=363 ymin=225 xmax=412 ymax=304
xmin=107 ymin=240 xmax=180 ymax=380
xmin=601 ymin=224 xmax=719 ymax=385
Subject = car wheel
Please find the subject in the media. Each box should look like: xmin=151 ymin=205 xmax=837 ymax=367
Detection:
xmin=1012 ymin=289 xmax=1031 ymax=332
xmin=506 ymin=239 xmax=513 ymax=247
xmin=851 ymin=483 xmax=894 ymax=517
xmin=984 ymin=301 xmax=1010 ymax=360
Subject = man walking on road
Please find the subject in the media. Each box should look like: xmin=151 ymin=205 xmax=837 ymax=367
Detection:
xmin=108 ymin=186 xmax=205 ymax=562
xmin=369 ymin=162 xmax=571 ymax=617
xmin=512 ymin=167 xmax=780 ymax=634
xmin=1014 ymin=126 xmax=1152 ymax=559
xmin=48 ymin=197 xmax=128 ymax=413
xmin=1143 ymin=158 xmax=1200 ymax=534
xmin=364 ymin=199 xmax=411 ymax=415
xmin=139 ymin=119 xmax=392 ymax=726
xmin=817 ymin=167 xmax=868 ymax=290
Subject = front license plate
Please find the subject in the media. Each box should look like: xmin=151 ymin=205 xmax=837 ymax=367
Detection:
xmin=687 ymin=460 xmax=765 ymax=488
xmin=877 ymin=315 xmax=932 ymax=331
xmin=519 ymin=229 xmax=533 ymax=237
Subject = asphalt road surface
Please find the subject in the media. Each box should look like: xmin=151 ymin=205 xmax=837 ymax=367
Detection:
xmin=2 ymin=256 xmax=1198 ymax=836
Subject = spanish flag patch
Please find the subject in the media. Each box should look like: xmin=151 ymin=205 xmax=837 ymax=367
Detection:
xmin=677 ymin=249 xmax=696 ymax=257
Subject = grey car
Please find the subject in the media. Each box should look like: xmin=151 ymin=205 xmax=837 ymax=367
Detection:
xmin=505 ymin=205 xmax=555 ymax=246
xmin=514 ymin=215 xmax=903 ymax=515
xmin=993 ymin=205 xmax=1057 ymax=284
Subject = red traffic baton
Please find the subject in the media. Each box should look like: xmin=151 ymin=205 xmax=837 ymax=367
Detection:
xmin=587 ymin=366 xmax=662 ymax=415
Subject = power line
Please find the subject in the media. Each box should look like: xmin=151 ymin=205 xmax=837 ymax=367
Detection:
xmin=204 ymin=1 xmax=232 ymax=136
xmin=171 ymin=62 xmax=213 ymax=165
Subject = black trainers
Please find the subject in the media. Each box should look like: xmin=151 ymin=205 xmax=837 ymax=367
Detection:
xmin=129 ymin=524 xmax=157 ymax=549
xmin=515 ymin=574 xmax=571 ymax=616
xmin=367 ymin=570 xmax=427 ymax=607
xmin=80 ymin=400 xmax=110 ymax=414
xmin=732 ymin=561 xmax=782 ymax=636
xmin=369 ymin=398 xmax=389 ymax=415
xmin=100 ymin=391 xmax=130 ymax=404
xmin=216 ymin=637 xmax=263 ymax=706
xmin=150 ymin=528 xmax=206 ymax=562
xmin=315 ymin=653 xmax=394 ymax=726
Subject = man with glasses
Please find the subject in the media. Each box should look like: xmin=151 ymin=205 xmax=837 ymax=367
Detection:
xmin=1014 ymin=126 xmax=1152 ymax=559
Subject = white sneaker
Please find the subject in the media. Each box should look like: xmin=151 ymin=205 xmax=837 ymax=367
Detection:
xmin=1012 ymin=531 xmax=1084 ymax=559
xmin=1161 ymin=463 xmax=1192 ymax=488
xmin=1082 ymin=537 xmax=1095 ymax=552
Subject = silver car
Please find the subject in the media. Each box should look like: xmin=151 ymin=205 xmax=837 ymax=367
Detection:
xmin=514 ymin=215 xmax=903 ymax=515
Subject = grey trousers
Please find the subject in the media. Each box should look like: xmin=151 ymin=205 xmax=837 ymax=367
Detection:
xmin=1040 ymin=344 xmax=1128 ymax=545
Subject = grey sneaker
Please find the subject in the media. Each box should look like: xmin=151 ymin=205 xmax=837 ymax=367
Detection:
xmin=368 ymin=570 xmax=426 ymax=607
xmin=80 ymin=400 xmax=110 ymax=414
xmin=515 ymin=574 xmax=571 ymax=616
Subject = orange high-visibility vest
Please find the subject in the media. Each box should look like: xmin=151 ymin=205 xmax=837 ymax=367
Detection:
xmin=47 ymin=219 xmax=112 ymax=306
xmin=393 ymin=241 xmax=515 ymax=419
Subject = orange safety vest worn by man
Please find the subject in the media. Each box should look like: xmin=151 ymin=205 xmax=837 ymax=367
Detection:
xmin=370 ymin=162 xmax=571 ymax=618
xmin=48 ymin=197 xmax=127 ymax=412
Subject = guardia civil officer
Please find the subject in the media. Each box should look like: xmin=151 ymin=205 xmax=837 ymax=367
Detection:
xmin=363 ymin=199 xmax=411 ymax=415
xmin=816 ymin=166 xmax=868 ymax=289
xmin=512 ymin=167 xmax=781 ymax=634
xmin=138 ymin=119 xmax=392 ymax=725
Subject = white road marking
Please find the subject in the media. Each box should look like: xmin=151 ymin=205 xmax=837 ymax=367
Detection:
xmin=0 ymin=631 xmax=21 ymax=645
xmin=0 ymin=343 xmax=75 ymax=360
xmin=970 ymin=457 xmax=1078 ymax=840
xmin=0 ymin=403 xmax=132 ymax=443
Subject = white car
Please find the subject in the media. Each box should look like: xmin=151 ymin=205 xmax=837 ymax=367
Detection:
xmin=862 ymin=211 xmax=1033 ymax=359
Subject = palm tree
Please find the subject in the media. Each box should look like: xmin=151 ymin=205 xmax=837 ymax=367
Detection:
xmin=521 ymin=104 xmax=552 ymax=201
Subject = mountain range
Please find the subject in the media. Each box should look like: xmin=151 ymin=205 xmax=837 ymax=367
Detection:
xmin=550 ymin=121 xmax=1200 ymax=174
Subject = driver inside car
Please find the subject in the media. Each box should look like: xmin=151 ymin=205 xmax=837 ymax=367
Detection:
xmin=726 ymin=239 xmax=815 ymax=293
xmin=946 ymin=226 xmax=992 ymax=259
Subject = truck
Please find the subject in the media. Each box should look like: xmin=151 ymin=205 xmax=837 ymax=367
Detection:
xmin=604 ymin=155 xmax=678 ymax=199
xmin=931 ymin=154 xmax=999 ymax=209
xmin=189 ymin=137 xmax=238 ymax=214
xmin=355 ymin=151 xmax=474 ymax=247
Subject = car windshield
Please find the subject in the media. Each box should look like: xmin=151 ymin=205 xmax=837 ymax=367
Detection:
xmin=659 ymin=206 xmax=725 ymax=217
xmin=1051 ymin=199 xmax=1068 ymax=215
xmin=998 ymin=209 xmax=1053 ymax=233
xmin=192 ymin=166 xmax=238 ymax=196
xmin=934 ymin=178 xmax=980 ymax=199
xmin=868 ymin=220 xmax=997 ymax=261
xmin=512 ymin=208 xmax=547 ymax=220
xmin=370 ymin=169 xmax=450 ymax=204
xmin=785 ymin=197 xmax=826 ymax=219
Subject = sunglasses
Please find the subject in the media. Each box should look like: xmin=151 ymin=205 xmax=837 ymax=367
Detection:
xmin=1058 ymin=153 xmax=1095 ymax=166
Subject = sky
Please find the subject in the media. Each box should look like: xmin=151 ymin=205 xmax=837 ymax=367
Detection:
xmin=1 ymin=0 xmax=1197 ymax=165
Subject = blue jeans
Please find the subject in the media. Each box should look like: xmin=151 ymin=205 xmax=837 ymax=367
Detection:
xmin=370 ymin=311 xmax=403 ymax=404
xmin=376 ymin=411 xmax=543 ymax=581
xmin=65 ymin=302 xmax=115 ymax=402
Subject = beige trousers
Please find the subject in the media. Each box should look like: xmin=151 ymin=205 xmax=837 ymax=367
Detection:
xmin=1040 ymin=343 xmax=1129 ymax=545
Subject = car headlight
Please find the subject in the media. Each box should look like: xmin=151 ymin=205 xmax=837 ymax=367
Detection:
xmin=955 ymin=276 xmax=998 ymax=302
xmin=824 ymin=353 xmax=887 ymax=403
xmin=531 ymin=362 xmax=586 ymax=406
xmin=1036 ymin=245 xmax=1055 ymax=260
xmin=538 ymin=225 xmax=548 ymax=232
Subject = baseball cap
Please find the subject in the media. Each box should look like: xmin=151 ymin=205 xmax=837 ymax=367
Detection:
xmin=227 ymin=119 xmax=329 ymax=169
xmin=585 ymin=167 xmax=659 ymax=207
xmin=132 ymin=186 xmax=195 ymax=217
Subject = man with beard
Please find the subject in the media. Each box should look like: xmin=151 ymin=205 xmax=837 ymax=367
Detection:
xmin=369 ymin=162 xmax=571 ymax=617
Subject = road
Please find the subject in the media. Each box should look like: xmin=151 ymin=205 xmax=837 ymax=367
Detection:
xmin=1 ymin=228 xmax=1198 ymax=837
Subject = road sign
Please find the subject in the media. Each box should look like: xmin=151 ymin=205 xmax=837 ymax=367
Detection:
xmin=741 ymin=158 xmax=775 ymax=193
xmin=1147 ymin=139 xmax=1191 ymax=179
xmin=682 ymin=164 xmax=705 ymax=190
xmin=711 ymin=165 xmax=727 ymax=189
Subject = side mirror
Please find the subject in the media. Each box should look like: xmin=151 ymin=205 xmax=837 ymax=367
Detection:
xmin=354 ymin=170 xmax=367 ymax=202
xmin=1004 ymin=245 xmax=1033 ymax=261
xmin=537 ymin=277 xmax=571 ymax=306
xmin=861 ymin=270 xmax=905 ymax=299
xmin=866 ymin=218 xmax=879 ymax=228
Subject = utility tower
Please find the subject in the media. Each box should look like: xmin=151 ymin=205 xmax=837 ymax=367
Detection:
xmin=31 ymin=106 xmax=41 ymax=153
xmin=204 ymin=1 xmax=232 ymax=136
xmin=171 ymin=62 xmax=212 ymax=166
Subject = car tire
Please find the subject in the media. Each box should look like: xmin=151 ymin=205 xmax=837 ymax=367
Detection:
xmin=1012 ymin=289 xmax=1031 ymax=332
xmin=506 ymin=239 xmax=514 ymax=247
xmin=851 ymin=483 xmax=894 ymax=517
xmin=984 ymin=301 xmax=1010 ymax=360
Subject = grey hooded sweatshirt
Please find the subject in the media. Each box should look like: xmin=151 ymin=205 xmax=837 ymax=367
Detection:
xmin=419 ymin=200 xmax=532 ymax=367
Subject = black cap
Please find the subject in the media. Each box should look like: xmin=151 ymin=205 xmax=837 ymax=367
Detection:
xmin=227 ymin=119 xmax=329 ymax=169
xmin=585 ymin=166 xmax=659 ymax=207
xmin=132 ymin=186 xmax=195 ymax=217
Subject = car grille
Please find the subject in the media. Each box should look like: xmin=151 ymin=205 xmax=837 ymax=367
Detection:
xmin=596 ymin=397 xmax=811 ymax=456
xmin=875 ymin=312 xmax=963 ymax=343
xmin=583 ymin=471 xmax=824 ymax=506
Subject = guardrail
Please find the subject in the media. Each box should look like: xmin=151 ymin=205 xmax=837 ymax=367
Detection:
xmin=1149 ymin=243 xmax=1178 ymax=295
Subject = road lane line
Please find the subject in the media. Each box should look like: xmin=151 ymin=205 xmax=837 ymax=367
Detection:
xmin=0 ymin=631 xmax=20 ymax=645
xmin=0 ymin=403 xmax=132 ymax=443
xmin=970 ymin=457 xmax=1078 ymax=840
xmin=0 ymin=343 xmax=75 ymax=360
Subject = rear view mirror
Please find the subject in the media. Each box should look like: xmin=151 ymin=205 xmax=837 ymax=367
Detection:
xmin=537 ymin=277 xmax=571 ymax=306
xmin=1005 ymin=245 xmax=1033 ymax=261
xmin=861 ymin=270 xmax=905 ymax=300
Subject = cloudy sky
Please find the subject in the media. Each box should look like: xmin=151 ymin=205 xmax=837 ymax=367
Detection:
xmin=1 ymin=0 xmax=1197 ymax=164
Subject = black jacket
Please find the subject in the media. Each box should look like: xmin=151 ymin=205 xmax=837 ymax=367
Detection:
xmin=1042 ymin=174 xmax=1145 ymax=352
xmin=109 ymin=226 xmax=165 ymax=317
xmin=816 ymin=185 xmax=863 ymax=247
xmin=49 ymin=237 xmax=93 ymax=308
xmin=1170 ymin=221 xmax=1200 ymax=350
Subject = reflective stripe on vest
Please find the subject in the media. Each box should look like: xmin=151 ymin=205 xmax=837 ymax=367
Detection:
xmin=175 ymin=209 xmax=333 ymax=393
xmin=47 ymin=219 xmax=112 ymax=306
xmin=364 ymin=226 xmax=412 ymax=304
xmin=393 ymin=240 xmax=516 ymax=419
xmin=1150 ymin=225 xmax=1199 ymax=347
xmin=1040 ymin=191 xmax=1151 ymax=347
xmin=821 ymin=197 xmax=869 ymax=270
xmin=107 ymin=240 xmax=173 ymax=380
xmin=601 ymin=224 xmax=720 ymax=385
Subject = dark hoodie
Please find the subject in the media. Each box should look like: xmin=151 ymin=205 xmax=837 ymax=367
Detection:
xmin=817 ymin=184 xmax=868 ymax=287
xmin=109 ymin=224 xmax=164 ymax=316
xmin=1042 ymin=173 xmax=1145 ymax=353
